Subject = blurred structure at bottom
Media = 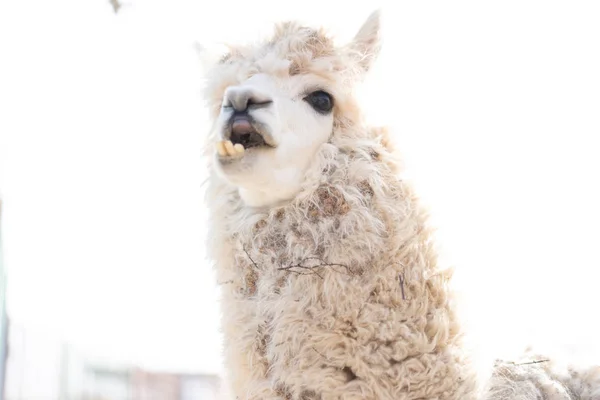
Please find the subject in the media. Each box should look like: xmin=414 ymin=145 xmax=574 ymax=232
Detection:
xmin=3 ymin=322 xmax=220 ymax=400
xmin=1 ymin=200 xmax=8 ymax=400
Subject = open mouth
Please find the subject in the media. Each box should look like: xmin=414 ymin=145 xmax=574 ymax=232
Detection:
xmin=229 ymin=114 xmax=271 ymax=150
xmin=230 ymin=130 xmax=266 ymax=149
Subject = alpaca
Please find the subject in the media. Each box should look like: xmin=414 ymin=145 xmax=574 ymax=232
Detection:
xmin=200 ymin=11 xmax=600 ymax=400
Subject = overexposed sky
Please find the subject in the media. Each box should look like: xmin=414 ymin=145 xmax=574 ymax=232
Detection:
xmin=0 ymin=0 xmax=599 ymax=376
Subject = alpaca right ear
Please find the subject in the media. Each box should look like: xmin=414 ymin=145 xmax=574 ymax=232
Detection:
xmin=194 ymin=41 xmax=229 ymax=74
xmin=347 ymin=10 xmax=382 ymax=74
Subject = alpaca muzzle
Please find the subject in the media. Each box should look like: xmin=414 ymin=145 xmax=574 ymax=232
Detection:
xmin=226 ymin=113 xmax=273 ymax=149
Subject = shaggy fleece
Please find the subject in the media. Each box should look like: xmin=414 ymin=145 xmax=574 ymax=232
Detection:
xmin=203 ymin=17 xmax=600 ymax=400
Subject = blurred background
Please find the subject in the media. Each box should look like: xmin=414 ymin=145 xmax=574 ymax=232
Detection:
xmin=0 ymin=0 xmax=599 ymax=399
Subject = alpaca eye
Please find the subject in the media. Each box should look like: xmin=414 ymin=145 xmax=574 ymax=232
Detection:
xmin=304 ymin=90 xmax=334 ymax=114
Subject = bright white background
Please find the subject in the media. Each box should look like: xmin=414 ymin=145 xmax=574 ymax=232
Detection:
xmin=0 ymin=0 xmax=599 ymax=376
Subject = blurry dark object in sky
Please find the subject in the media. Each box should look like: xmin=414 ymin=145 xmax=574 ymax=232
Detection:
xmin=109 ymin=0 xmax=122 ymax=14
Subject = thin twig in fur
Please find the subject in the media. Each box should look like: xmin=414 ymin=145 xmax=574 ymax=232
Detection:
xmin=398 ymin=273 xmax=406 ymax=300
xmin=312 ymin=347 xmax=330 ymax=361
xmin=243 ymin=246 xmax=261 ymax=270
xmin=277 ymin=257 xmax=352 ymax=279
xmin=493 ymin=359 xmax=551 ymax=368
xmin=356 ymin=303 xmax=367 ymax=320
xmin=291 ymin=257 xmax=353 ymax=274
xmin=281 ymin=266 xmax=325 ymax=279
xmin=511 ymin=359 xmax=550 ymax=366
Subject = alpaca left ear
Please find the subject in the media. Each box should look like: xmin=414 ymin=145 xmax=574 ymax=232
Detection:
xmin=348 ymin=10 xmax=382 ymax=74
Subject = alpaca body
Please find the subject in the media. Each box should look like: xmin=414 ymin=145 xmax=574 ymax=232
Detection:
xmin=200 ymin=11 xmax=600 ymax=400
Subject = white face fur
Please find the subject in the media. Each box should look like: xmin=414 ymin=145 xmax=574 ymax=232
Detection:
xmin=213 ymin=72 xmax=336 ymax=208
xmin=206 ymin=11 xmax=381 ymax=208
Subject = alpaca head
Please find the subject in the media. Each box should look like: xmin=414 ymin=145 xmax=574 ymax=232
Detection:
xmin=202 ymin=11 xmax=382 ymax=207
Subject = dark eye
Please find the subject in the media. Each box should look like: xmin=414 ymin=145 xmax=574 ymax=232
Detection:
xmin=303 ymin=90 xmax=334 ymax=114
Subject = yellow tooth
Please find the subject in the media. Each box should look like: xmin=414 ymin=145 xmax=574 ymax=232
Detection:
xmin=233 ymin=143 xmax=245 ymax=154
xmin=224 ymin=140 xmax=235 ymax=156
xmin=216 ymin=141 xmax=227 ymax=156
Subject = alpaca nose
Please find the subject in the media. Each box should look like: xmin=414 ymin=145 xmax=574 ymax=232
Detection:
xmin=224 ymin=87 xmax=272 ymax=112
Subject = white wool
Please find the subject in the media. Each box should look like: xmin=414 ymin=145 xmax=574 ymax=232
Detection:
xmin=201 ymin=11 xmax=600 ymax=400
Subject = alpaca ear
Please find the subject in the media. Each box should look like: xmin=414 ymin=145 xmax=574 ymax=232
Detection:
xmin=348 ymin=10 xmax=382 ymax=74
xmin=194 ymin=41 xmax=229 ymax=74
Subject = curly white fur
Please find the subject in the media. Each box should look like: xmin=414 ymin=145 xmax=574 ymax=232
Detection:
xmin=201 ymin=11 xmax=600 ymax=400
